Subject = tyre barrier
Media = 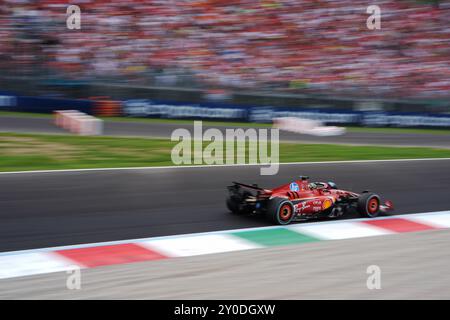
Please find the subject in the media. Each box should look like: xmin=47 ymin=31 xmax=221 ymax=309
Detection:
xmin=90 ymin=96 xmax=122 ymax=117
xmin=273 ymin=117 xmax=346 ymax=136
xmin=54 ymin=110 xmax=103 ymax=135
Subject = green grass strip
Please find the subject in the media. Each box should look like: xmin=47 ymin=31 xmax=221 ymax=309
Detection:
xmin=1 ymin=132 xmax=450 ymax=172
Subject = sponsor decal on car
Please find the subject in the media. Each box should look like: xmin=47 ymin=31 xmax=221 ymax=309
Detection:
xmin=322 ymin=199 xmax=333 ymax=210
xmin=289 ymin=182 xmax=299 ymax=192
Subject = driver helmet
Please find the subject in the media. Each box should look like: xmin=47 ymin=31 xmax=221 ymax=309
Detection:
xmin=327 ymin=181 xmax=337 ymax=189
xmin=308 ymin=182 xmax=317 ymax=189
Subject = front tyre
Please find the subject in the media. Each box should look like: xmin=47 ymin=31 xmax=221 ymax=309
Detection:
xmin=357 ymin=193 xmax=381 ymax=218
xmin=267 ymin=198 xmax=296 ymax=225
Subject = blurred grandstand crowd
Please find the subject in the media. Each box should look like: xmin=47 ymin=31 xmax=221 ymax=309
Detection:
xmin=0 ymin=0 xmax=449 ymax=98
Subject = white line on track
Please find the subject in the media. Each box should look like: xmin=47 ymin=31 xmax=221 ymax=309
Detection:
xmin=1 ymin=157 xmax=450 ymax=175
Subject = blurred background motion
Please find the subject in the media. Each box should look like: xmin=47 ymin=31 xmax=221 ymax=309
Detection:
xmin=2 ymin=1 xmax=450 ymax=299
xmin=0 ymin=0 xmax=449 ymax=108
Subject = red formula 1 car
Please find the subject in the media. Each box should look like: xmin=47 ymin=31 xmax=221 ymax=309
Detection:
xmin=226 ymin=176 xmax=393 ymax=225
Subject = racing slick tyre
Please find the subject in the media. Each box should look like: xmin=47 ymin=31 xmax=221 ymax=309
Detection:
xmin=226 ymin=191 xmax=252 ymax=215
xmin=267 ymin=197 xmax=296 ymax=225
xmin=357 ymin=193 xmax=381 ymax=218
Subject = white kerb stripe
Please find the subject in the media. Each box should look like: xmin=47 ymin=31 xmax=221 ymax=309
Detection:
xmin=288 ymin=221 xmax=393 ymax=240
xmin=0 ymin=252 xmax=82 ymax=280
xmin=407 ymin=212 xmax=450 ymax=228
xmin=138 ymin=234 xmax=261 ymax=257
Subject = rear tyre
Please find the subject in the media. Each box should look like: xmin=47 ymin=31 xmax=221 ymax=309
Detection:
xmin=267 ymin=197 xmax=295 ymax=225
xmin=357 ymin=193 xmax=381 ymax=218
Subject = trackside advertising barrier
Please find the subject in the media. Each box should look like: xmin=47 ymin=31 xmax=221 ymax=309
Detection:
xmin=2 ymin=93 xmax=450 ymax=128
xmin=122 ymin=99 xmax=450 ymax=128
xmin=122 ymin=99 xmax=249 ymax=121
xmin=0 ymin=94 xmax=93 ymax=114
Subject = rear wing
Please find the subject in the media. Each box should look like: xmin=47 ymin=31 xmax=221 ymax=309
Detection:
xmin=231 ymin=181 xmax=266 ymax=191
xmin=228 ymin=182 xmax=273 ymax=196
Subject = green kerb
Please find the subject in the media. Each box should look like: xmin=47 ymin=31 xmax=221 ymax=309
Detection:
xmin=232 ymin=228 xmax=318 ymax=247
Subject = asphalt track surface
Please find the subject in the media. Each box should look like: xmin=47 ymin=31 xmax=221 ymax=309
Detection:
xmin=1 ymin=159 xmax=450 ymax=253
xmin=2 ymin=229 xmax=450 ymax=299
xmin=2 ymin=115 xmax=450 ymax=148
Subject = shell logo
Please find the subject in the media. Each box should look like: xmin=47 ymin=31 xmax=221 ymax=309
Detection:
xmin=322 ymin=199 xmax=333 ymax=210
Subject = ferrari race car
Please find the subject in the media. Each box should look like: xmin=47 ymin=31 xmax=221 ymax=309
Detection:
xmin=226 ymin=176 xmax=393 ymax=225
